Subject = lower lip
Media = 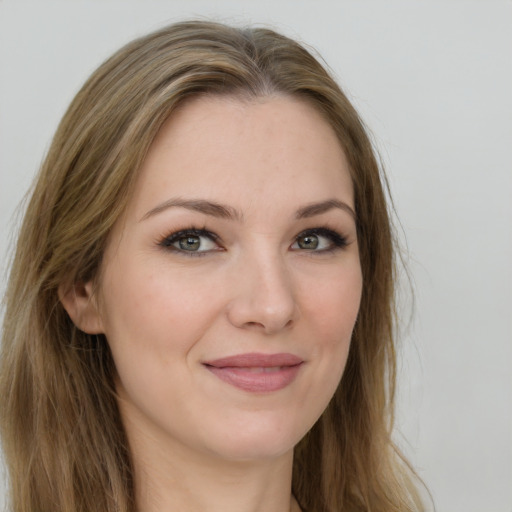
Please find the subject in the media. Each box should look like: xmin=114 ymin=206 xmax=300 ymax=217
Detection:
xmin=205 ymin=364 xmax=303 ymax=392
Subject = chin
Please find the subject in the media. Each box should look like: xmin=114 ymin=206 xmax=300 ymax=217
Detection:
xmin=198 ymin=414 xmax=311 ymax=463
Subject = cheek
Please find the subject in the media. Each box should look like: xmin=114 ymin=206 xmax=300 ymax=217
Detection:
xmin=298 ymin=262 xmax=362 ymax=397
xmin=98 ymin=257 xmax=230 ymax=397
xmin=303 ymin=263 xmax=362 ymax=344
xmin=98 ymin=261 xmax=220 ymax=410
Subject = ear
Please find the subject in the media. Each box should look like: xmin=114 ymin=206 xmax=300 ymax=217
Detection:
xmin=58 ymin=280 xmax=104 ymax=334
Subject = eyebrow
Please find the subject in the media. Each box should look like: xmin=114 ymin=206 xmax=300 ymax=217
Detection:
xmin=296 ymin=199 xmax=356 ymax=221
xmin=140 ymin=197 xmax=356 ymax=222
xmin=140 ymin=198 xmax=243 ymax=222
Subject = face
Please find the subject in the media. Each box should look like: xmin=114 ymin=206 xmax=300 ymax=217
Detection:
xmin=92 ymin=95 xmax=362 ymax=463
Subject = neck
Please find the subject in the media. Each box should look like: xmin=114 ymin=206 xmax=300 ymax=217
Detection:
xmin=127 ymin=422 xmax=300 ymax=512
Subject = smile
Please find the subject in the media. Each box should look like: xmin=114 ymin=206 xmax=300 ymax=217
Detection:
xmin=203 ymin=352 xmax=304 ymax=393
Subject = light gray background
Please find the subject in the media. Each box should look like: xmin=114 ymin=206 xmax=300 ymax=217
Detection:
xmin=1 ymin=1 xmax=511 ymax=511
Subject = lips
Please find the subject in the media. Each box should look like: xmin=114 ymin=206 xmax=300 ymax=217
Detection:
xmin=203 ymin=352 xmax=304 ymax=393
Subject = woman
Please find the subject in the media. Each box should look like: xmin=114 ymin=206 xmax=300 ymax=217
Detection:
xmin=0 ymin=20 xmax=425 ymax=512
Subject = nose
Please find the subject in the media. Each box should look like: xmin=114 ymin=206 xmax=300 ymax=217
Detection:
xmin=226 ymin=251 xmax=298 ymax=335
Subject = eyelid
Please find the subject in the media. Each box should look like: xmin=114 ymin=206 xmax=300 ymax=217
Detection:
xmin=158 ymin=226 xmax=349 ymax=255
xmin=159 ymin=228 xmax=222 ymax=255
xmin=291 ymin=227 xmax=348 ymax=251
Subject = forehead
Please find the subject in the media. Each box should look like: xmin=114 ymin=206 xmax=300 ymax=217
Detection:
xmin=128 ymin=94 xmax=354 ymax=219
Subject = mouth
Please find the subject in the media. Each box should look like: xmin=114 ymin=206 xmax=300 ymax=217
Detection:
xmin=203 ymin=352 xmax=304 ymax=393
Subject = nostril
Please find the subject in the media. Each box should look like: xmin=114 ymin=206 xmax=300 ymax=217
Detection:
xmin=244 ymin=321 xmax=266 ymax=330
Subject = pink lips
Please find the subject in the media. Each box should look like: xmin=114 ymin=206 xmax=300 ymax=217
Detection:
xmin=203 ymin=352 xmax=303 ymax=393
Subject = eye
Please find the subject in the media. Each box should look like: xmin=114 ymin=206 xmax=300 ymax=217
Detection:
xmin=160 ymin=229 xmax=220 ymax=254
xmin=291 ymin=228 xmax=348 ymax=252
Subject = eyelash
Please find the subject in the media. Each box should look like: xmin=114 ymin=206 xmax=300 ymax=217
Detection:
xmin=159 ymin=228 xmax=221 ymax=257
xmin=294 ymin=227 xmax=348 ymax=252
xmin=158 ymin=226 xmax=348 ymax=256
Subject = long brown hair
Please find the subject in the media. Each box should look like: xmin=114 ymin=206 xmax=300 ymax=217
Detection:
xmin=0 ymin=20 xmax=424 ymax=511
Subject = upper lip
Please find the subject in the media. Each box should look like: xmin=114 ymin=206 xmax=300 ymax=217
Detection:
xmin=203 ymin=352 xmax=303 ymax=368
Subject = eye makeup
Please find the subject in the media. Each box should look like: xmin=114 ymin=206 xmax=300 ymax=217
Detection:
xmin=292 ymin=227 xmax=348 ymax=252
xmin=157 ymin=224 xmax=350 ymax=257
xmin=158 ymin=227 xmax=222 ymax=256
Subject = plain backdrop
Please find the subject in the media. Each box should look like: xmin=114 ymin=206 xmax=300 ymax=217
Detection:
xmin=1 ymin=1 xmax=511 ymax=511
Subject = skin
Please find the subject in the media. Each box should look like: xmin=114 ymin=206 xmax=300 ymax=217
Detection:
xmin=62 ymin=95 xmax=363 ymax=512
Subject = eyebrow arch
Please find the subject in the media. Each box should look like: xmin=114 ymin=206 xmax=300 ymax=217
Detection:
xmin=140 ymin=197 xmax=356 ymax=223
xmin=140 ymin=198 xmax=243 ymax=222
xmin=296 ymin=199 xmax=356 ymax=221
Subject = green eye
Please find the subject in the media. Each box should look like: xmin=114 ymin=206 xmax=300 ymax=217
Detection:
xmin=296 ymin=234 xmax=319 ymax=250
xmin=291 ymin=228 xmax=348 ymax=252
xmin=178 ymin=236 xmax=201 ymax=251
xmin=161 ymin=229 xmax=219 ymax=254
